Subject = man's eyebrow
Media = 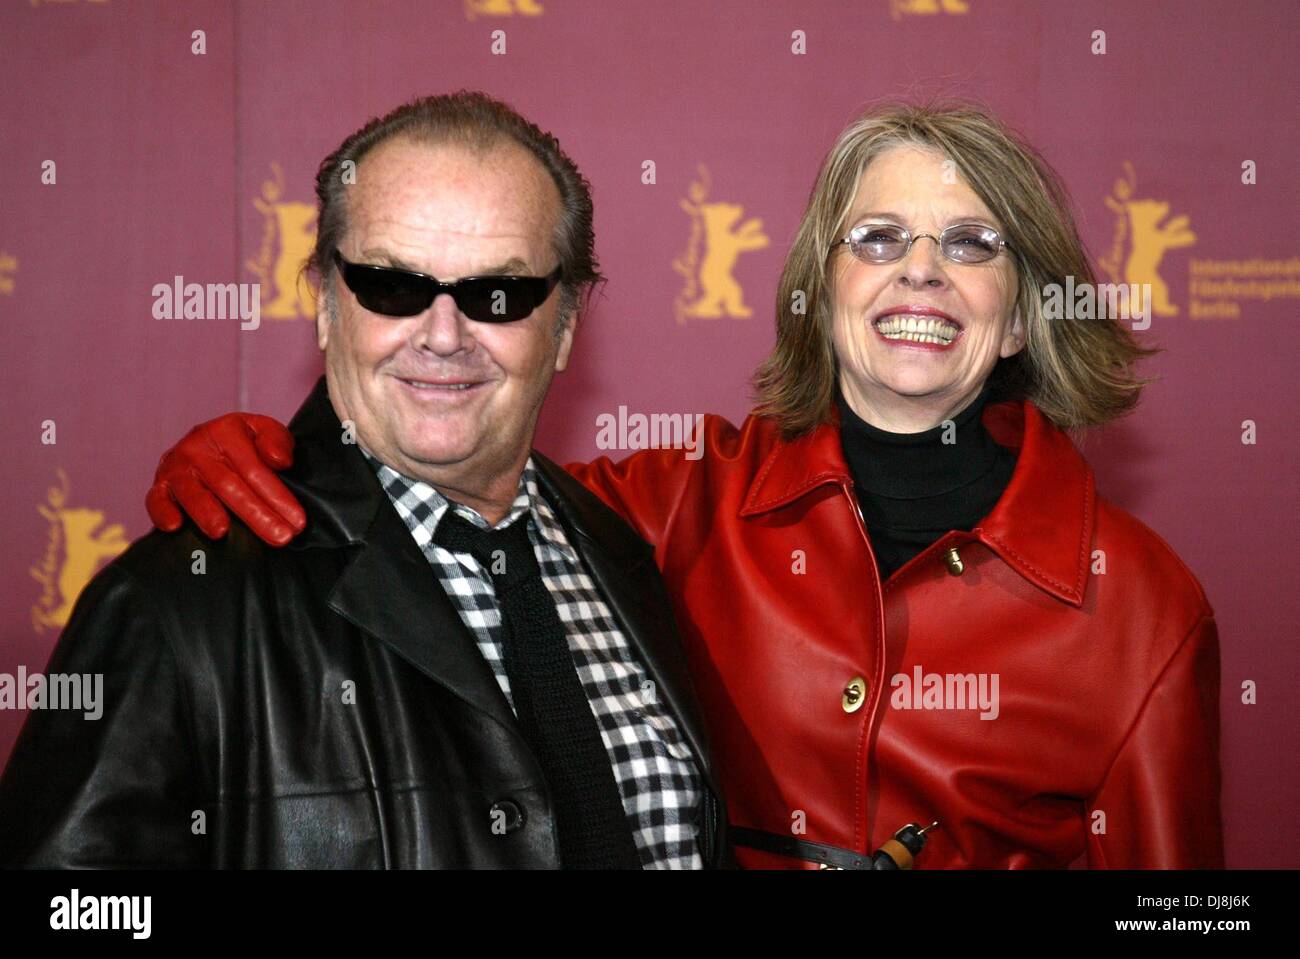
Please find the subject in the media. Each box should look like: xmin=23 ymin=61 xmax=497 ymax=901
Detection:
xmin=357 ymin=249 xmax=534 ymax=277
xmin=472 ymin=258 xmax=532 ymax=276
xmin=359 ymin=248 xmax=421 ymax=270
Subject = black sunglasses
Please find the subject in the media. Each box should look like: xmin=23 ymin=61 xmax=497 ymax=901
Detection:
xmin=332 ymin=249 xmax=562 ymax=322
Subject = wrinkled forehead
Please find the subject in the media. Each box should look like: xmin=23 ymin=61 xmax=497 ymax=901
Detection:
xmin=344 ymin=137 xmax=562 ymax=272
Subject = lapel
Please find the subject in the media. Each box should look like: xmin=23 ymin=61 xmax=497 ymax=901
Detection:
xmin=973 ymin=400 xmax=1095 ymax=606
xmin=533 ymin=454 xmax=724 ymax=799
xmin=739 ymin=398 xmax=1096 ymax=607
xmin=280 ymin=377 xmax=520 ymax=735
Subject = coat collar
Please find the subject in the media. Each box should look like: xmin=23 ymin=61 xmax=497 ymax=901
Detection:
xmin=281 ymin=377 xmax=661 ymax=570
xmin=281 ymin=376 xmax=520 ymax=735
xmin=278 ymin=377 xmax=722 ymax=798
xmin=740 ymin=398 xmax=1095 ymax=607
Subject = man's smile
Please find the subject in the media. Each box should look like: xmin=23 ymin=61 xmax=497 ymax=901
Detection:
xmin=393 ymin=374 xmax=493 ymax=402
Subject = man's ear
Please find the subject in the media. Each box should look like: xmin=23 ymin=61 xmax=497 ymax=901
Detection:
xmin=553 ymin=311 xmax=577 ymax=373
xmin=316 ymin=285 xmax=334 ymax=351
xmin=1000 ymin=305 xmax=1027 ymax=358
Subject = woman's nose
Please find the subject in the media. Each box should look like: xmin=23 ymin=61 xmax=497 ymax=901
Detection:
xmin=897 ymin=234 xmax=947 ymax=288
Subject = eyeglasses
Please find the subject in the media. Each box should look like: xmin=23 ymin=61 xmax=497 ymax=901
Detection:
xmin=332 ymin=250 xmax=562 ymax=322
xmin=832 ymin=223 xmax=1010 ymax=265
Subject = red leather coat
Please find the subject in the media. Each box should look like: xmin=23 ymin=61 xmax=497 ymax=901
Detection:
xmin=568 ymin=399 xmax=1223 ymax=869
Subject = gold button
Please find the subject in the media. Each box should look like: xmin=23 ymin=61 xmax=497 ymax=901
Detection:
xmin=944 ymin=546 xmax=964 ymax=576
xmin=842 ymin=675 xmax=867 ymax=713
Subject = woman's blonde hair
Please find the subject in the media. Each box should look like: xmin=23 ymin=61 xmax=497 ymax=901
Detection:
xmin=752 ymin=98 xmax=1155 ymax=437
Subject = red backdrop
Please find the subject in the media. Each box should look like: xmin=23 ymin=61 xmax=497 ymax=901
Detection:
xmin=2 ymin=0 xmax=1296 ymax=867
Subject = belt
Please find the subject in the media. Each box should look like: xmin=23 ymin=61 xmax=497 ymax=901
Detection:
xmin=729 ymin=821 xmax=939 ymax=870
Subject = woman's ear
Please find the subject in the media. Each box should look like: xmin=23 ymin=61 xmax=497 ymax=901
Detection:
xmin=1000 ymin=305 xmax=1028 ymax=358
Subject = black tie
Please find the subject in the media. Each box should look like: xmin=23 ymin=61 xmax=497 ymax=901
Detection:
xmin=433 ymin=507 xmax=643 ymax=869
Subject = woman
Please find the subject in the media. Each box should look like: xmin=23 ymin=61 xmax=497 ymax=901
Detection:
xmin=144 ymin=102 xmax=1222 ymax=868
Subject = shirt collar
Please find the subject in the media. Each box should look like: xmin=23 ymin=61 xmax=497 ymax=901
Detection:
xmin=361 ymin=450 xmax=579 ymax=565
xmin=834 ymin=381 xmax=1003 ymax=499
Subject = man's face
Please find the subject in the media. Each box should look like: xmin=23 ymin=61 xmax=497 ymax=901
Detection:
xmin=318 ymin=137 xmax=573 ymax=494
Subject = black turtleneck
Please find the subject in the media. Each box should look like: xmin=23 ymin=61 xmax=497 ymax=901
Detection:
xmin=835 ymin=383 xmax=1018 ymax=581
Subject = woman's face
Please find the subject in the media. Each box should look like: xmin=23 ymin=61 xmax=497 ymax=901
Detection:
xmin=830 ymin=146 xmax=1025 ymax=431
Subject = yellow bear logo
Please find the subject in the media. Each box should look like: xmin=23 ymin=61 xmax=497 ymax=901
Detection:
xmin=248 ymin=163 xmax=318 ymax=320
xmin=30 ymin=470 xmax=129 ymax=633
xmin=1101 ymin=162 xmax=1196 ymax=317
xmin=674 ymin=166 xmax=769 ymax=324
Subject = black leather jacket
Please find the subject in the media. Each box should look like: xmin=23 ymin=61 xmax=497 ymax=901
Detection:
xmin=0 ymin=378 xmax=728 ymax=868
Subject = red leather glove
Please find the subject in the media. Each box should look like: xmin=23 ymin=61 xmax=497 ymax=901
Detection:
xmin=145 ymin=413 xmax=306 ymax=546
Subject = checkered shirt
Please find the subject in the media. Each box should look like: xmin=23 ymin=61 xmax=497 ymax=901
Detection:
xmin=365 ymin=451 xmax=704 ymax=870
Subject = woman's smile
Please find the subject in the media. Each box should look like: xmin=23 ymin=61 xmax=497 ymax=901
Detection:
xmin=872 ymin=307 xmax=964 ymax=350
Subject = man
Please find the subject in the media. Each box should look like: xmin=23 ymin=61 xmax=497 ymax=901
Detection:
xmin=0 ymin=92 xmax=726 ymax=869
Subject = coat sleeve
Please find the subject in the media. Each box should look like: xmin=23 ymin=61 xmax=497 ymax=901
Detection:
xmin=1085 ymin=613 xmax=1223 ymax=868
xmin=564 ymin=413 xmax=737 ymax=548
xmin=0 ymin=562 xmax=206 ymax=868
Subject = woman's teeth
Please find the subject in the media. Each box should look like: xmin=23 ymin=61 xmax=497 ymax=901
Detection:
xmin=874 ymin=314 xmax=959 ymax=345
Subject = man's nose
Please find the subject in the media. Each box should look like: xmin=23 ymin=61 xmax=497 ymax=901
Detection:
xmin=897 ymin=234 xmax=948 ymax=288
xmin=412 ymin=292 xmax=473 ymax=355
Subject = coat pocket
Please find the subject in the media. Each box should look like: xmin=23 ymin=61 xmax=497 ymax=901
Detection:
xmin=214 ymin=787 xmax=385 ymax=868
